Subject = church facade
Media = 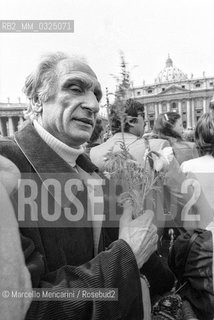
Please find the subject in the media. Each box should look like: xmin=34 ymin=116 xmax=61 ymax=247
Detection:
xmin=129 ymin=56 xmax=214 ymax=131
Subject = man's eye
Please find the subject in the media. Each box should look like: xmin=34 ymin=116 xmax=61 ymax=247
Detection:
xmin=70 ymin=85 xmax=83 ymax=93
xmin=94 ymin=90 xmax=102 ymax=102
xmin=94 ymin=92 xmax=99 ymax=102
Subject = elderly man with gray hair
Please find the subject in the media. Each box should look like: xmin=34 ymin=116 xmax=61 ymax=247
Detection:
xmin=0 ymin=52 xmax=159 ymax=320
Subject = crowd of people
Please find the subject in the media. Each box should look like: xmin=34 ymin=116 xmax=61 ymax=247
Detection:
xmin=0 ymin=51 xmax=214 ymax=320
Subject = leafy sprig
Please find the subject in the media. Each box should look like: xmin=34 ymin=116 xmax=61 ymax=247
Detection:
xmin=104 ymin=53 xmax=164 ymax=218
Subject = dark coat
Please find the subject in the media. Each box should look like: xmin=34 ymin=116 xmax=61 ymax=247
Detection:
xmin=0 ymin=122 xmax=144 ymax=320
xmin=169 ymin=229 xmax=214 ymax=320
xmin=0 ymin=122 xmax=174 ymax=319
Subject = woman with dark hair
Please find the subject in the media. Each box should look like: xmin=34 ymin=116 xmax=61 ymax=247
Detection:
xmin=152 ymin=112 xmax=198 ymax=164
xmin=153 ymin=112 xmax=183 ymax=140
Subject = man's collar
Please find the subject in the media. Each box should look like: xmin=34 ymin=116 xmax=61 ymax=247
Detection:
xmin=33 ymin=120 xmax=84 ymax=168
xmin=14 ymin=121 xmax=98 ymax=174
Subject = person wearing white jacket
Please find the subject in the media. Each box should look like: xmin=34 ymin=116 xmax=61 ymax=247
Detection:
xmin=0 ymin=155 xmax=32 ymax=320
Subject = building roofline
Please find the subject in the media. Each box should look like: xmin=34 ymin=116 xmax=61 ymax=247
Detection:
xmin=131 ymin=76 xmax=214 ymax=90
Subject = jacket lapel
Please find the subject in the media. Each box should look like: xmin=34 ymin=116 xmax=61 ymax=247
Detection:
xmin=14 ymin=122 xmax=79 ymax=174
xmin=14 ymin=122 xmax=105 ymax=253
xmin=14 ymin=122 xmax=82 ymax=207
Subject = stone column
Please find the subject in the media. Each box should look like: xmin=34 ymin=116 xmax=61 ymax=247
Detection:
xmin=0 ymin=118 xmax=3 ymax=136
xmin=154 ymin=103 xmax=158 ymax=120
xmin=178 ymin=101 xmax=182 ymax=115
xmin=18 ymin=117 xmax=24 ymax=130
xmin=191 ymin=99 xmax=196 ymax=128
xmin=144 ymin=104 xmax=148 ymax=121
xmin=158 ymin=102 xmax=162 ymax=114
xmin=167 ymin=102 xmax=170 ymax=112
xmin=203 ymin=98 xmax=207 ymax=113
xmin=1 ymin=119 xmax=7 ymax=136
xmin=144 ymin=104 xmax=149 ymax=131
xmin=186 ymin=99 xmax=191 ymax=129
xmin=8 ymin=117 xmax=14 ymax=136
xmin=19 ymin=117 xmax=24 ymax=125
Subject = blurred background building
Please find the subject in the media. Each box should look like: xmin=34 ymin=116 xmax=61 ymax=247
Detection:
xmin=128 ymin=56 xmax=214 ymax=131
xmin=0 ymin=98 xmax=25 ymax=136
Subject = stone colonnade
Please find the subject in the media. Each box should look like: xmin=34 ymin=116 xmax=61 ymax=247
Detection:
xmin=144 ymin=97 xmax=208 ymax=131
xmin=0 ymin=116 xmax=24 ymax=136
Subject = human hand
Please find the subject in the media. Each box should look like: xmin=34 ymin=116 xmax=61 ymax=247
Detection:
xmin=119 ymin=205 xmax=158 ymax=269
xmin=0 ymin=155 xmax=20 ymax=194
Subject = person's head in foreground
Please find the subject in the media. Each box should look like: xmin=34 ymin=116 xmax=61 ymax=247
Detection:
xmin=153 ymin=112 xmax=183 ymax=140
xmin=88 ymin=117 xmax=104 ymax=146
xmin=110 ymin=98 xmax=145 ymax=137
xmin=195 ymin=112 xmax=214 ymax=157
xmin=23 ymin=52 xmax=102 ymax=148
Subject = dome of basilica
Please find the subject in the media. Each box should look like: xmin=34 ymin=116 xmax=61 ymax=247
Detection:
xmin=155 ymin=55 xmax=188 ymax=83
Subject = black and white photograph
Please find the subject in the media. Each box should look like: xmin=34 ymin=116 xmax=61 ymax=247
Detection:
xmin=0 ymin=1 xmax=214 ymax=319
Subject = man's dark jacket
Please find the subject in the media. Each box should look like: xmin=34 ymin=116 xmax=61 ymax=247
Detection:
xmin=0 ymin=122 xmax=174 ymax=320
xmin=0 ymin=122 xmax=144 ymax=320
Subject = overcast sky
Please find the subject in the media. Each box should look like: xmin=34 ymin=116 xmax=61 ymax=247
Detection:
xmin=0 ymin=0 xmax=214 ymax=105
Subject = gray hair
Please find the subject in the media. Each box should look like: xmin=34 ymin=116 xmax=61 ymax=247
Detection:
xmin=23 ymin=52 xmax=70 ymax=119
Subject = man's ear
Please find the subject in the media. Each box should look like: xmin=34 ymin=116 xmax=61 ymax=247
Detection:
xmin=31 ymin=95 xmax=43 ymax=113
xmin=126 ymin=116 xmax=136 ymax=127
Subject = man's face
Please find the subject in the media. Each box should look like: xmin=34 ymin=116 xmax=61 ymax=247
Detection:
xmin=41 ymin=59 xmax=102 ymax=148
xmin=130 ymin=114 xmax=145 ymax=137
xmin=174 ymin=117 xmax=183 ymax=136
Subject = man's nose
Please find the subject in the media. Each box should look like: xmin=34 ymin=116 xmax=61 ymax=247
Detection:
xmin=82 ymin=91 xmax=100 ymax=114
